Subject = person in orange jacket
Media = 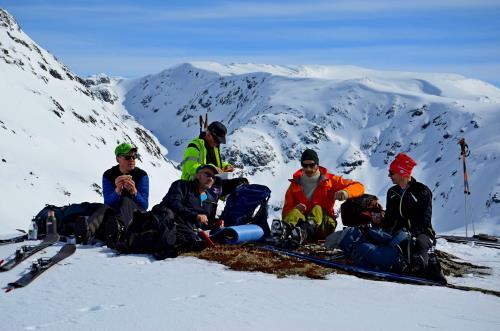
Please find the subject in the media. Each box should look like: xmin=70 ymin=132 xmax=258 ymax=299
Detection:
xmin=275 ymin=149 xmax=365 ymax=245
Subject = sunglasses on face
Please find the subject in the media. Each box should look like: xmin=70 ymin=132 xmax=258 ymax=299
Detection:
xmin=200 ymin=172 xmax=216 ymax=179
xmin=302 ymin=162 xmax=317 ymax=169
xmin=388 ymin=170 xmax=395 ymax=176
xmin=121 ymin=155 xmax=137 ymax=160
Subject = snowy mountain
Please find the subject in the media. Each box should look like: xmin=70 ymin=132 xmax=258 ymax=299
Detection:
xmin=119 ymin=62 xmax=500 ymax=234
xmin=0 ymin=9 xmax=179 ymax=232
xmin=1 ymin=6 xmax=499 ymax=236
xmin=1 ymin=9 xmax=500 ymax=330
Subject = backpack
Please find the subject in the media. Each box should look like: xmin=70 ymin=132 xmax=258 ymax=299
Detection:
xmin=33 ymin=202 xmax=109 ymax=242
xmin=112 ymin=203 xmax=207 ymax=260
xmin=220 ymin=184 xmax=272 ymax=236
xmin=340 ymin=194 xmax=384 ymax=227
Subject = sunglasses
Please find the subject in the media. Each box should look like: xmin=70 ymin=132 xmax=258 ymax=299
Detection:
xmin=121 ymin=155 xmax=137 ymax=160
xmin=388 ymin=170 xmax=395 ymax=176
xmin=301 ymin=162 xmax=317 ymax=169
xmin=200 ymin=172 xmax=216 ymax=179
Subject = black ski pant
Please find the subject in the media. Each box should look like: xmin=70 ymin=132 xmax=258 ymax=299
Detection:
xmin=412 ymin=233 xmax=435 ymax=269
xmin=116 ymin=197 xmax=143 ymax=229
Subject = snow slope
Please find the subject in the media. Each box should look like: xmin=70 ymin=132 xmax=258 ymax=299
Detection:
xmin=120 ymin=62 xmax=500 ymax=234
xmin=0 ymin=9 xmax=179 ymax=232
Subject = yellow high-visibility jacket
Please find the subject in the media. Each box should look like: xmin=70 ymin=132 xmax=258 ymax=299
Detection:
xmin=180 ymin=137 xmax=231 ymax=180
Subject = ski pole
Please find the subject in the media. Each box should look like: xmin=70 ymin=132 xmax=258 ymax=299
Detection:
xmin=458 ymin=138 xmax=474 ymax=236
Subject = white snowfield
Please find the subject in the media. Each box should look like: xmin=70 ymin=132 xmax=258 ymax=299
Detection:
xmin=0 ymin=240 xmax=499 ymax=331
xmin=1 ymin=8 xmax=500 ymax=331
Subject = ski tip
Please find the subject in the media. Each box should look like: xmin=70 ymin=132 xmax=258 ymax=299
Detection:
xmin=0 ymin=259 xmax=3 ymax=267
xmin=4 ymin=286 xmax=13 ymax=293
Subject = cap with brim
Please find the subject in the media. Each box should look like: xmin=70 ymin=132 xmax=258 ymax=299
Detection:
xmin=196 ymin=164 xmax=220 ymax=174
xmin=207 ymin=121 xmax=227 ymax=144
xmin=115 ymin=143 xmax=137 ymax=156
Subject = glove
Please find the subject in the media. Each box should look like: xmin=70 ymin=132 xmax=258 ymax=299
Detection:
xmin=334 ymin=190 xmax=349 ymax=201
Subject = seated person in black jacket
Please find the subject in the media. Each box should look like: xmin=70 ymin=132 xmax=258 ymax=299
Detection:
xmin=377 ymin=153 xmax=440 ymax=276
xmin=160 ymin=164 xmax=223 ymax=231
xmin=326 ymin=153 xmax=445 ymax=283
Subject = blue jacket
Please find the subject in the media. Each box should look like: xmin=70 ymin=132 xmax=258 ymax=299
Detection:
xmin=102 ymin=165 xmax=149 ymax=210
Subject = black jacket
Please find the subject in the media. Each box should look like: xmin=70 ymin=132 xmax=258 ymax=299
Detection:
xmin=160 ymin=179 xmax=219 ymax=229
xmin=382 ymin=178 xmax=435 ymax=238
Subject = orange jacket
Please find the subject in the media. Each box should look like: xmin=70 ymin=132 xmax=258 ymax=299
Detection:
xmin=282 ymin=166 xmax=365 ymax=219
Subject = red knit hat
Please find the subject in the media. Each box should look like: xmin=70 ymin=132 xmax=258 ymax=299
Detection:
xmin=389 ymin=153 xmax=417 ymax=177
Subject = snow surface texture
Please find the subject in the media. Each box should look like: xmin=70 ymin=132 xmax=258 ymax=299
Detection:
xmin=0 ymin=240 xmax=499 ymax=331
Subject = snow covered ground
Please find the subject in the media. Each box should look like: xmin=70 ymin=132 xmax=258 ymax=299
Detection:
xmin=0 ymin=239 xmax=499 ymax=331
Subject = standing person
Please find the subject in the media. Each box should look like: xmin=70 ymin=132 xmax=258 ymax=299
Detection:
xmin=276 ymin=149 xmax=365 ymax=245
xmin=102 ymin=143 xmax=149 ymax=229
xmin=180 ymin=121 xmax=247 ymax=196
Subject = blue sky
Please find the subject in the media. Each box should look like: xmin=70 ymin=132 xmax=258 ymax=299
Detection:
xmin=1 ymin=0 xmax=499 ymax=86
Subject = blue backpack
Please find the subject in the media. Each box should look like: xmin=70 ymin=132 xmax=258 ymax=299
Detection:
xmin=220 ymin=184 xmax=272 ymax=236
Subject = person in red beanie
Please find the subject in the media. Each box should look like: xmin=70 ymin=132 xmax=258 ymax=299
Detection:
xmin=378 ymin=153 xmax=444 ymax=281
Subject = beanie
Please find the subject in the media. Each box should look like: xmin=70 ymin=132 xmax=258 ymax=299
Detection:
xmin=301 ymin=149 xmax=319 ymax=164
xmin=389 ymin=153 xmax=417 ymax=177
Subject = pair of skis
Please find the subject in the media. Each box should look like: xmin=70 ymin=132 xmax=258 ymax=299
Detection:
xmin=437 ymin=234 xmax=500 ymax=250
xmin=0 ymin=234 xmax=76 ymax=291
xmin=0 ymin=230 xmax=28 ymax=245
xmin=258 ymin=244 xmax=500 ymax=297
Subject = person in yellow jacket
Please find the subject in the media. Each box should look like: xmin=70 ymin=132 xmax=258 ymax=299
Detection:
xmin=181 ymin=121 xmax=248 ymax=196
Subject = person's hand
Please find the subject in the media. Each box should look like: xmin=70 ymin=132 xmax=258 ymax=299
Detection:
xmin=371 ymin=212 xmax=383 ymax=225
xmin=124 ymin=180 xmax=137 ymax=195
xmin=295 ymin=203 xmax=307 ymax=213
xmin=196 ymin=214 xmax=209 ymax=225
xmin=114 ymin=176 xmax=127 ymax=194
xmin=223 ymin=165 xmax=235 ymax=172
xmin=214 ymin=219 xmax=225 ymax=229
xmin=334 ymin=190 xmax=349 ymax=201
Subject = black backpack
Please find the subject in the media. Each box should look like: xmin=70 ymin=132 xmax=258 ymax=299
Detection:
xmin=33 ymin=202 xmax=109 ymax=242
xmin=112 ymin=204 xmax=207 ymax=260
xmin=340 ymin=194 xmax=384 ymax=227
xmin=220 ymin=184 xmax=272 ymax=236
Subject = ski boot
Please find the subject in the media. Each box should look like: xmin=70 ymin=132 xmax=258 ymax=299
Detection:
xmin=427 ymin=251 xmax=447 ymax=284
xmin=74 ymin=216 xmax=90 ymax=245
xmin=104 ymin=216 xmax=125 ymax=249
xmin=289 ymin=220 xmax=316 ymax=247
xmin=270 ymin=219 xmax=293 ymax=241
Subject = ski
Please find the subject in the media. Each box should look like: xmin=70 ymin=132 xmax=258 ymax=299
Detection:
xmin=259 ymin=244 xmax=444 ymax=286
xmin=437 ymin=235 xmax=500 ymax=249
xmin=259 ymin=244 xmax=500 ymax=297
xmin=0 ymin=233 xmax=60 ymax=272
xmin=0 ymin=234 xmax=28 ymax=245
xmin=5 ymin=243 xmax=76 ymax=291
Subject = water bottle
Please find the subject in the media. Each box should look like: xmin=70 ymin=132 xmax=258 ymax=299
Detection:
xmin=46 ymin=210 xmax=57 ymax=235
xmin=28 ymin=219 xmax=38 ymax=240
xmin=67 ymin=235 xmax=76 ymax=245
